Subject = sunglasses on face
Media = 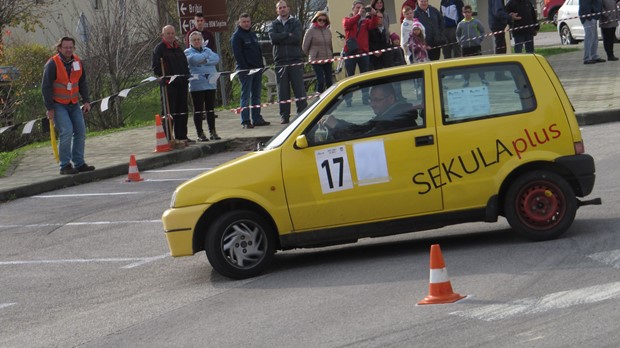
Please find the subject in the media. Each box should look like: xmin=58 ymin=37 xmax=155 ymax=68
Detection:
xmin=317 ymin=18 xmax=326 ymax=22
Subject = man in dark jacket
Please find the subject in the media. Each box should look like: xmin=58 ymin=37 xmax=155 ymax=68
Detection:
xmin=368 ymin=11 xmax=391 ymax=70
xmin=579 ymin=0 xmax=605 ymax=64
xmin=488 ymin=0 xmax=519 ymax=54
xmin=414 ymin=0 xmax=445 ymax=61
xmin=152 ymin=25 xmax=192 ymax=142
xmin=440 ymin=0 xmax=464 ymax=58
xmin=231 ymin=13 xmax=270 ymax=128
xmin=269 ymin=0 xmax=306 ymax=124
xmin=505 ymin=0 xmax=539 ymax=53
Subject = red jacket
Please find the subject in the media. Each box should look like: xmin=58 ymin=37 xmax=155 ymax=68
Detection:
xmin=342 ymin=14 xmax=379 ymax=54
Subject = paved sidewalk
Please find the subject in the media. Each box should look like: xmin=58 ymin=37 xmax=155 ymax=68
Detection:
xmin=1 ymin=44 xmax=619 ymax=201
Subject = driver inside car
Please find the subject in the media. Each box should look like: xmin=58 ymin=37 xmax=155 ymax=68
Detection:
xmin=318 ymin=83 xmax=418 ymax=140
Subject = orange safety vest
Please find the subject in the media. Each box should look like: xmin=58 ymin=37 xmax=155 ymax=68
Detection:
xmin=51 ymin=54 xmax=82 ymax=104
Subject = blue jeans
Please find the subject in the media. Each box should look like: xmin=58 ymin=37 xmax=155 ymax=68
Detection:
xmin=344 ymin=54 xmax=370 ymax=102
xmin=311 ymin=63 xmax=333 ymax=93
xmin=513 ymin=32 xmax=534 ymax=53
xmin=238 ymin=70 xmax=264 ymax=124
xmin=54 ymin=102 xmax=86 ymax=169
xmin=583 ymin=19 xmax=600 ymax=62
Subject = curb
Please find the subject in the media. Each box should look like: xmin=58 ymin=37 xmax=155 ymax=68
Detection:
xmin=576 ymin=109 xmax=620 ymax=126
xmin=0 ymin=137 xmax=270 ymax=202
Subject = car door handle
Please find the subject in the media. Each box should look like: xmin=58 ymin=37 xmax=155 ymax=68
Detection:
xmin=415 ymin=135 xmax=434 ymax=146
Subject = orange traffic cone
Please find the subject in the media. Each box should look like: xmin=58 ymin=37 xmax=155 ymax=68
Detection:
xmin=418 ymin=244 xmax=465 ymax=305
xmin=125 ymin=154 xmax=144 ymax=182
xmin=154 ymin=114 xmax=171 ymax=153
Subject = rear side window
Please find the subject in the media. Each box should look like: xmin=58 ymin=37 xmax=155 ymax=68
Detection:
xmin=439 ymin=63 xmax=536 ymax=124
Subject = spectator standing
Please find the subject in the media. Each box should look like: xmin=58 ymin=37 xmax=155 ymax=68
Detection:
xmin=488 ymin=0 xmax=519 ymax=55
xmin=440 ymin=0 xmax=464 ymax=58
xmin=407 ymin=21 xmax=430 ymax=63
xmin=579 ymin=0 xmax=605 ymax=64
xmin=42 ymin=36 xmax=95 ymax=175
xmin=343 ymin=1 xmax=378 ymax=105
xmin=600 ymin=0 xmax=619 ymax=61
xmin=152 ymin=25 xmax=192 ymax=143
xmin=368 ymin=10 xmax=391 ymax=69
xmin=184 ymin=12 xmax=217 ymax=52
xmin=185 ymin=31 xmax=221 ymax=141
xmin=269 ymin=0 xmax=307 ymax=124
xmin=302 ymin=11 xmax=334 ymax=93
xmin=231 ymin=13 xmax=269 ymax=128
xmin=414 ymin=0 xmax=445 ymax=61
xmin=400 ymin=0 xmax=418 ymax=22
xmin=456 ymin=5 xmax=488 ymax=86
xmin=371 ymin=0 xmax=391 ymax=30
xmin=505 ymin=0 xmax=539 ymax=53
xmin=390 ymin=33 xmax=407 ymax=66
xmin=401 ymin=6 xmax=425 ymax=64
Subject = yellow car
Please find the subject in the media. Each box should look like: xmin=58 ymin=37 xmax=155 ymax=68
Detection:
xmin=162 ymin=55 xmax=600 ymax=279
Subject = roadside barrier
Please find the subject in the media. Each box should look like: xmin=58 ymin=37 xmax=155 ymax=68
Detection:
xmin=418 ymin=244 xmax=466 ymax=305
xmin=2 ymin=9 xmax=616 ymax=136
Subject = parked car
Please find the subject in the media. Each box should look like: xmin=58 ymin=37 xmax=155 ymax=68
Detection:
xmin=557 ymin=0 xmax=620 ymax=44
xmin=162 ymin=54 xmax=600 ymax=279
xmin=543 ymin=0 xmax=565 ymax=25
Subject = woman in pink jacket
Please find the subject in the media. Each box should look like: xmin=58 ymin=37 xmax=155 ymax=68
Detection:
xmin=303 ymin=11 xmax=334 ymax=93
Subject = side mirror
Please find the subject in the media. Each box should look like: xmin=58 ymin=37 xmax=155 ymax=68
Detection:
xmin=294 ymin=134 xmax=309 ymax=149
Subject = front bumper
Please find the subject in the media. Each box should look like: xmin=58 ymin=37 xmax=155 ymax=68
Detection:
xmin=162 ymin=204 xmax=208 ymax=257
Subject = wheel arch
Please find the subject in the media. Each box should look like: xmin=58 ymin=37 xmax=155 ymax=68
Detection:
xmin=497 ymin=161 xmax=577 ymax=216
xmin=192 ymin=199 xmax=281 ymax=254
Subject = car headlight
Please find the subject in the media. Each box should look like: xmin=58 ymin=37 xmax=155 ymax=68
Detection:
xmin=170 ymin=189 xmax=178 ymax=208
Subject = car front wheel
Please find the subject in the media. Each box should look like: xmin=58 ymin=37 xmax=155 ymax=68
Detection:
xmin=560 ymin=24 xmax=576 ymax=45
xmin=504 ymin=170 xmax=577 ymax=241
xmin=205 ymin=210 xmax=276 ymax=279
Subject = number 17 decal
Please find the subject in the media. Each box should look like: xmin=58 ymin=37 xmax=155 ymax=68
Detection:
xmin=315 ymin=146 xmax=353 ymax=194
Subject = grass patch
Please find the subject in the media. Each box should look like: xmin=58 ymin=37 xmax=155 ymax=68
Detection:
xmin=534 ymin=47 xmax=580 ymax=56
xmin=538 ymin=22 xmax=557 ymax=33
xmin=0 ymin=151 xmax=20 ymax=177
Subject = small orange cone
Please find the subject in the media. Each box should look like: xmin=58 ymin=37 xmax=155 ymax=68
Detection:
xmin=125 ymin=154 xmax=144 ymax=182
xmin=418 ymin=244 xmax=465 ymax=305
xmin=154 ymin=114 xmax=171 ymax=153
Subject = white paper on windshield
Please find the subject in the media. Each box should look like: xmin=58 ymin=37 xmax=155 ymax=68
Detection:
xmin=353 ymin=139 xmax=390 ymax=186
xmin=447 ymin=85 xmax=490 ymax=119
xmin=315 ymin=145 xmax=353 ymax=194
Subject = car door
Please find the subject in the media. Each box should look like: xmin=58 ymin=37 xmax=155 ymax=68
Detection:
xmin=281 ymin=69 xmax=443 ymax=232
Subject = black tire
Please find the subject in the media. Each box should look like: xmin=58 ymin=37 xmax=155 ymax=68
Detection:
xmin=504 ymin=170 xmax=577 ymax=241
xmin=205 ymin=210 xmax=276 ymax=279
xmin=560 ymin=24 xmax=577 ymax=45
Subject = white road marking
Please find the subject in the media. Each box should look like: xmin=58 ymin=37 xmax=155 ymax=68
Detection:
xmin=144 ymin=168 xmax=211 ymax=173
xmin=33 ymin=192 xmax=142 ymax=198
xmin=0 ymin=303 xmax=17 ymax=310
xmin=122 ymin=254 xmax=169 ymax=269
xmin=0 ymin=254 xmax=169 ymax=268
xmin=450 ymin=281 xmax=620 ymax=321
xmin=0 ymin=220 xmax=161 ymax=228
xmin=588 ymin=250 xmax=620 ymax=268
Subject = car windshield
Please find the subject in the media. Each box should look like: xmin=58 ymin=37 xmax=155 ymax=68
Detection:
xmin=261 ymin=85 xmax=337 ymax=150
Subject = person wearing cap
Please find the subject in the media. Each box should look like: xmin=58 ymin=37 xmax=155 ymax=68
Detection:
xmin=389 ymin=33 xmax=406 ymax=67
xmin=401 ymin=5 xmax=425 ymax=64
xmin=302 ymin=11 xmax=334 ymax=93
xmin=269 ymin=0 xmax=306 ymax=124
xmin=343 ymin=0 xmax=379 ymax=105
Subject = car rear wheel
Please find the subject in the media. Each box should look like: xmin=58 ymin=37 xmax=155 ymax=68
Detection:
xmin=205 ymin=210 xmax=276 ymax=279
xmin=504 ymin=170 xmax=577 ymax=241
xmin=560 ymin=24 xmax=577 ymax=45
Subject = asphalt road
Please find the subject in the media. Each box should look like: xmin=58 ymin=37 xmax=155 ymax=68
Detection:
xmin=0 ymin=123 xmax=619 ymax=347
